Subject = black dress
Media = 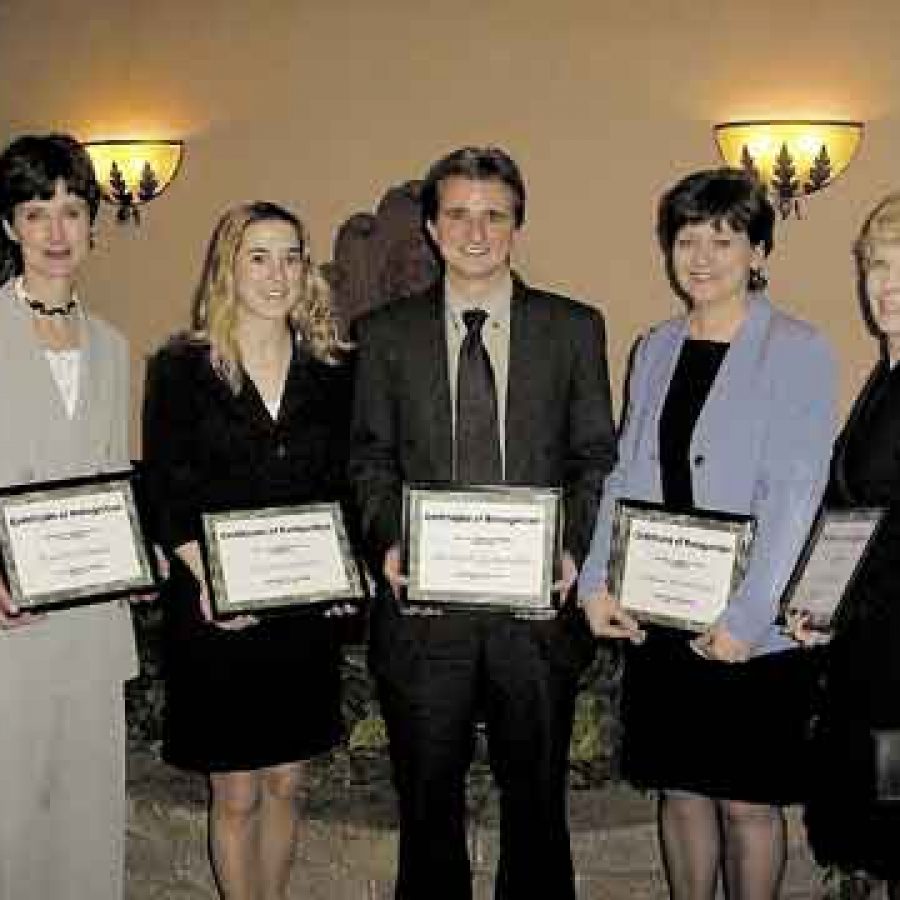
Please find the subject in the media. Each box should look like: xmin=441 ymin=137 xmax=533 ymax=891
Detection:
xmin=806 ymin=360 xmax=900 ymax=879
xmin=621 ymin=339 xmax=816 ymax=803
xmin=142 ymin=338 xmax=353 ymax=772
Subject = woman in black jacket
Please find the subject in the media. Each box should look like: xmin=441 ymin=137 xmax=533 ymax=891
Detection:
xmin=802 ymin=192 xmax=900 ymax=897
xmin=143 ymin=202 xmax=353 ymax=900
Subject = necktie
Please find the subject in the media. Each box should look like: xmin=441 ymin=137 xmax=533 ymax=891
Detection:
xmin=456 ymin=309 xmax=502 ymax=483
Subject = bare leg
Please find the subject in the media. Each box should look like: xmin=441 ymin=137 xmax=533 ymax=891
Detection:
xmin=719 ymin=799 xmax=786 ymax=900
xmin=259 ymin=761 xmax=305 ymax=900
xmin=658 ymin=791 xmax=721 ymax=900
xmin=209 ymin=770 xmax=263 ymax=900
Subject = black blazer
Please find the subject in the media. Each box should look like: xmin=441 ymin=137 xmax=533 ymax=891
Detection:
xmin=142 ymin=337 xmax=354 ymax=553
xmin=825 ymin=361 xmax=900 ymax=636
xmin=349 ymin=277 xmax=617 ymax=573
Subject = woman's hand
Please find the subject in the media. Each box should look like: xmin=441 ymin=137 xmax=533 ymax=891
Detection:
xmin=552 ymin=552 xmax=579 ymax=599
xmin=382 ymin=543 xmax=408 ymax=600
xmin=581 ymin=588 xmax=646 ymax=642
xmin=175 ymin=540 xmax=257 ymax=631
xmin=784 ymin=609 xmax=831 ymax=646
xmin=691 ymin=625 xmax=750 ymax=662
xmin=0 ymin=577 xmax=43 ymax=630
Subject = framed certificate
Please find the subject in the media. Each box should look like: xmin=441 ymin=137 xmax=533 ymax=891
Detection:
xmin=782 ymin=508 xmax=884 ymax=634
xmin=402 ymin=484 xmax=560 ymax=616
xmin=202 ymin=503 xmax=364 ymax=618
xmin=608 ymin=499 xmax=756 ymax=632
xmin=0 ymin=471 xmax=157 ymax=612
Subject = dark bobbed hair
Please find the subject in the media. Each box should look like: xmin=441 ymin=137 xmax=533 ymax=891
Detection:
xmin=420 ymin=146 xmax=526 ymax=228
xmin=0 ymin=133 xmax=101 ymax=282
xmin=657 ymin=167 xmax=775 ymax=292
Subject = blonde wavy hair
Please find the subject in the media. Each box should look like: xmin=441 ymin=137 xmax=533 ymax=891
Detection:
xmin=191 ymin=202 xmax=342 ymax=392
xmin=856 ymin=192 xmax=900 ymax=271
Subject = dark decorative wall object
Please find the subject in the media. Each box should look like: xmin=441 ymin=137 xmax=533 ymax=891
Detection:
xmin=322 ymin=180 xmax=440 ymax=331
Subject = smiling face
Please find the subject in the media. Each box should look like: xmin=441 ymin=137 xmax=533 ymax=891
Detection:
xmin=426 ymin=176 xmax=518 ymax=294
xmin=3 ymin=179 xmax=91 ymax=291
xmin=865 ymin=242 xmax=900 ymax=348
xmin=233 ymin=218 xmax=306 ymax=325
xmin=670 ymin=218 xmax=763 ymax=312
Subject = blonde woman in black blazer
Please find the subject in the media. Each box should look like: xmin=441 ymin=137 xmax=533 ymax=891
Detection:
xmin=143 ymin=202 xmax=353 ymax=900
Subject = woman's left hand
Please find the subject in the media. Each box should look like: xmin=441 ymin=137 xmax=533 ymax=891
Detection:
xmin=551 ymin=552 xmax=578 ymax=599
xmin=691 ymin=625 xmax=750 ymax=663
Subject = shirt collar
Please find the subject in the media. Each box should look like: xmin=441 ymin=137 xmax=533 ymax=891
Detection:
xmin=444 ymin=271 xmax=513 ymax=325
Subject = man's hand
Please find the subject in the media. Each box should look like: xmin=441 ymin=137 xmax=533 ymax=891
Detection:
xmin=581 ymin=588 xmax=645 ymax=643
xmin=383 ymin=543 xmax=408 ymax=600
xmin=691 ymin=625 xmax=750 ymax=662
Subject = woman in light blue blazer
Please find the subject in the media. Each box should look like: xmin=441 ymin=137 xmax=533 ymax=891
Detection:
xmin=579 ymin=168 xmax=836 ymax=900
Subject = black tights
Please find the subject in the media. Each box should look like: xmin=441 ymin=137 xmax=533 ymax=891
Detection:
xmin=658 ymin=791 xmax=787 ymax=900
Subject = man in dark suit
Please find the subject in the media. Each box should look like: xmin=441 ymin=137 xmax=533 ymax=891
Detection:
xmin=350 ymin=146 xmax=616 ymax=900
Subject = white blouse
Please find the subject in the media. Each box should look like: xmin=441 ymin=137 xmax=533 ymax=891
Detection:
xmin=14 ymin=277 xmax=82 ymax=418
xmin=44 ymin=347 xmax=81 ymax=419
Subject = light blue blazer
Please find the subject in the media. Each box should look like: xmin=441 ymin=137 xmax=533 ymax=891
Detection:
xmin=578 ymin=293 xmax=837 ymax=655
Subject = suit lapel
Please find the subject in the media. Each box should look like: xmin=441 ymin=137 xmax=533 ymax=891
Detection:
xmin=691 ymin=293 xmax=773 ymax=448
xmin=411 ymin=286 xmax=453 ymax=479
xmin=638 ymin=318 xmax=689 ymax=466
xmin=830 ymin=360 xmax=888 ymax=501
xmin=505 ymin=281 xmax=536 ymax=483
xmin=274 ymin=344 xmax=306 ymax=425
xmin=1 ymin=283 xmax=68 ymax=418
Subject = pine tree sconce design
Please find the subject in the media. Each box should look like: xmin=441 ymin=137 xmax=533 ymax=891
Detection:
xmin=715 ymin=121 xmax=863 ymax=219
xmin=85 ymin=140 xmax=184 ymax=224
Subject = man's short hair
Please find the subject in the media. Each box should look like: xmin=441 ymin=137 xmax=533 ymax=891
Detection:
xmin=421 ymin=146 xmax=526 ymax=228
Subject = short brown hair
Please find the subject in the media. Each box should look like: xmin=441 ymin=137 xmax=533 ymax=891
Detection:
xmin=420 ymin=146 xmax=526 ymax=228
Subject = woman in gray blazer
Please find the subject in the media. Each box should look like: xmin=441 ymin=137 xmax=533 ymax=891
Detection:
xmin=0 ymin=134 xmax=136 ymax=900
xmin=579 ymin=169 xmax=836 ymax=900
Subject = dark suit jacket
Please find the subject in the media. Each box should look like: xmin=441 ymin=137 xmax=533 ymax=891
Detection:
xmin=349 ymin=277 xmax=616 ymax=575
xmin=142 ymin=336 xmax=354 ymax=553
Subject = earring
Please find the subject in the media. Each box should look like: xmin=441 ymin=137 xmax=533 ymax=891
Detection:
xmin=749 ymin=267 xmax=767 ymax=291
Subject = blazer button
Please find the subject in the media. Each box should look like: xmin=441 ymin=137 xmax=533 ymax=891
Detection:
xmin=693 ymin=454 xmax=705 ymax=467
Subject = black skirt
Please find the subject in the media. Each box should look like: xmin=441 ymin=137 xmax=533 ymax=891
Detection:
xmin=161 ymin=562 xmax=344 ymax=773
xmin=620 ymin=626 xmax=817 ymax=804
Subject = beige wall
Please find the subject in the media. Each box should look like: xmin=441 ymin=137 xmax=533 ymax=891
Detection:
xmin=2 ymin=0 xmax=899 ymax=448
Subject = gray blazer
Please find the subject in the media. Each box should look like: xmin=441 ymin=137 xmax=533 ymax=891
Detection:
xmin=578 ymin=293 xmax=837 ymax=654
xmin=0 ymin=278 xmax=137 ymax=684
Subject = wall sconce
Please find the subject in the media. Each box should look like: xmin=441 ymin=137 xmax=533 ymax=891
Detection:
xmin=85 ymin=139 xmax=184 ymax=224
xmin=714 ymin=120 xmax=863 ymax=218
